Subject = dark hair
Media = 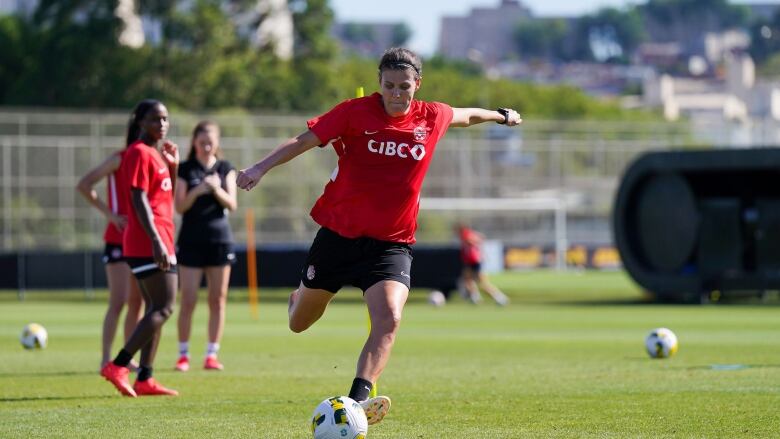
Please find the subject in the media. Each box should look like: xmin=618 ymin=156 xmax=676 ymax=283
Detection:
xmin=187 ymin=120 xmax=221 ymax=161
xmin=126 ymin=99 xmax=163 ymax=146
xmin=378 ymin=47 xmax=422 ymax=80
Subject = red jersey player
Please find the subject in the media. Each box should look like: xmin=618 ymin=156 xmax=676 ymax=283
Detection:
xmin=100 ymin=99 xmax=180 ymax=397
xmin=77 ymin=145 xmax=143 ymax=371
xmin=458 ymin=224 xmax=509 ymax=306
xmin=237 ymin=47 xmax=521 ymax=424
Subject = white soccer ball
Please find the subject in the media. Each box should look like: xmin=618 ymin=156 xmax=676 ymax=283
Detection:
xmin=20 ymin=323 xmax=48 ymax=349
xmin=427 ymin=290 xmax=446 ymax=307
xmin=311 ymin=396 xmax=367 ymax=439
xmin=645 ymin=327 xmax=678 ymax=359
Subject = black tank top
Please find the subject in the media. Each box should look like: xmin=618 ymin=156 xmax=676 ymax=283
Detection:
xmin=177 ymin=158 xmax=235 ymax=245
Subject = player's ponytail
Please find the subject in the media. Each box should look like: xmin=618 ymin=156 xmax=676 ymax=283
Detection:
xmin=126 ymin=99 xmax=162 ymax=147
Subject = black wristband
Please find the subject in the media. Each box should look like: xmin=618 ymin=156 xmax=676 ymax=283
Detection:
xmin=496 ymin=108 xmax=510 ymax=125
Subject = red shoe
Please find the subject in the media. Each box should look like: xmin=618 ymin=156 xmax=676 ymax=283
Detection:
xmin=100 ymin=363 xmax=137 ymax=397
xmin=204 ymin=355 xmax=224 ymax=371
xmin=174 ymin=355 xmax=190 ymax=372
xmin=133 ymin=378 xmax=179 ymax=396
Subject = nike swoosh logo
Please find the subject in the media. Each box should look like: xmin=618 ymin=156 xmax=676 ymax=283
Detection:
xmin=158 ymin=168 xmax=166 ymax=174
xmin=364 ymin=130 xmax=378 ymax=135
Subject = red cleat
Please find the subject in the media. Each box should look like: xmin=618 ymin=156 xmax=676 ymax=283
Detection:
xmin=100 ymin=363 xmax=137 ymax=397
xmin=174 ymin=355 xmax=190 ymax=372
xmin=203 ymin=356 xmax=224 ymax=371
xmin=134 ymin=378 xmax=179 ymax=396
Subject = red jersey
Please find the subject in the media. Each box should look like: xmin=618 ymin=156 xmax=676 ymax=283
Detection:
xmin=102 ymin=150 xmax=129 ymax=245
xmin=460 ymin=227 xmax=482 ymax=265
xmin=307 ymin=93 xmax=453 ymax=243
xmin=120 ymin=140 xmax=175 ymax=258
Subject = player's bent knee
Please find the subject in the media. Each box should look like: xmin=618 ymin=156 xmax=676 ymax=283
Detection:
xmin=159 ymin=306 xmax=174 ymax=319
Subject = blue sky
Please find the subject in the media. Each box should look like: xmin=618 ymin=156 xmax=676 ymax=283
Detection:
xmin=329 ymin=0 xmax=778 ymax=56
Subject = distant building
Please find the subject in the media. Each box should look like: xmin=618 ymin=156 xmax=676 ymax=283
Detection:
xmin=643 ymin=54 xmax=780 ymax=123
xmin=333 ymin=21 xmax=411 ymax=58
xmin=438 ymin=0 xmax=531 ymax=65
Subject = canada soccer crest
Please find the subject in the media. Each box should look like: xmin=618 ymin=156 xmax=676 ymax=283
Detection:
xmin=413 ymin=126 xmax=427 ymax=142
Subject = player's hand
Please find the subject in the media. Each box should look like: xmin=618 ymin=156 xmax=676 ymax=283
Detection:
xmin=108 ymin=213 xmax=128 ymax=231
xmin=237 ymin=164 xmax=263 ymax=191
xmin=161 ymin=140 xmax=179 ymax=167
xmin=152 ymin=239 xmax=171 ymax=271
xmin=504 ymin=109 xmax=522 ymax=126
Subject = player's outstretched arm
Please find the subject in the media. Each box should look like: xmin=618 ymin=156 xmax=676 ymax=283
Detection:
xmin=237 ymin=130 xmax=321 ymax=191
xmin=450 ymin=108 xmax=522 ymax=128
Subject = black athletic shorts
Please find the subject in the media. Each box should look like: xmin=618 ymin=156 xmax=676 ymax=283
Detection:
xmin=102 ymin=243 xmax=124 ymax=264
xmin=301 ymin=227 xmax=413 ymax=293
xmin=177 ymin=242 xmax=236 ymax=268
xmin=125 ymin=257 xmax=178 ymax=279
xmin=465 ymin=262 xmax=482 ymax=273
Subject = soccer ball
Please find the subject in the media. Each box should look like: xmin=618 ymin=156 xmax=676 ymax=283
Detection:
xmin=645 ymin=327 xmax=678 ymax=358
xmin=311 ymin=396 xmax=367 ymax=439
xmin=427 ymin=290 xmax=446 ymax=307
xmin=20 ymin=323 xmax=48 ymax=349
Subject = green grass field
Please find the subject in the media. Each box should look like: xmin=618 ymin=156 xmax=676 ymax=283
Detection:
xmin=1 ymin=271 xmax=779 ymax=438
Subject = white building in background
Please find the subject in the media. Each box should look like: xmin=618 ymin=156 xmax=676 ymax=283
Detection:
xmin=116 ymin=0 xmax=144 ymax=48
xmin=231 ymin=0 xmax=294 ymax=60
xmin=643 ymin=54 xmax=780 ymax=123
xmin=438 ymin=0 xmax=531 ymax=65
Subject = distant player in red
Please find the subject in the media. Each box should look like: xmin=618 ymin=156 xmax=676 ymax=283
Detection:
xmin=237 ymin=47 xmax=521 ymax=424
xmin=458 ymin=224 xmax=509 ymax=306
xmin=100 ymin=99 xmax=180 ymax=397
xmin=77 ymin=142 xmax=143 ymax=371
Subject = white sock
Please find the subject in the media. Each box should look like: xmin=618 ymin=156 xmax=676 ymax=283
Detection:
xmin=206 ymin=342 xmax=220 ymax=358
xmin=178 ymin=342 xmax=189 ymax=357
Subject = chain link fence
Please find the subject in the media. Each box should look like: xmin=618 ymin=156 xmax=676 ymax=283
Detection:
xmin=2 ymin=108 xmax=772 ymax=252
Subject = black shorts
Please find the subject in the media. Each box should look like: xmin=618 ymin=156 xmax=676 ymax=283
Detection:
xmin=125 ymin=257 xmax=178 ymax=279
xmin=103 ymin=243 xmax=124 ymax=264
xmin=177 ymin=242 xmax=236 ymax=268
xmin=465 ymin=262 xmax=482 ymax=273
xmin=301 ymin=227 xmax=413 ymax=293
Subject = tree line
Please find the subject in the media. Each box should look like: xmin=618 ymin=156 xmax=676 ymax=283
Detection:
xmin=0 ymin=0 xmax=655 ymax=119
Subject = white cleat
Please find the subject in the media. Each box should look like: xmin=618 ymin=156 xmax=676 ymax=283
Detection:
xmin=360 ymin=395 xmax=391 ymax=425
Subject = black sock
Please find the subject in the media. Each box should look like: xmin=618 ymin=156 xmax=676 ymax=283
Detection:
xmin=112 ymin=349 xmax=132 ymax=367
xmin=137 ymin=366 xmax=153 ymax=382
xmin=348 ymin=377 xmax=373 ymax=402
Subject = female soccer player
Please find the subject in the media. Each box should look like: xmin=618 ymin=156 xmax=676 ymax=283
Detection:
xmin=236 ymin=47 xmax=521 ymax=424
xmin=458 ymin=224 xmax=509 ymax=305
xmin=100 ymin=99 xmax=180 ymax=397
xmin=76 ymin=142 xmax=143 ymax=371
xmin=174 ymin=121 xmax=237 ymax=372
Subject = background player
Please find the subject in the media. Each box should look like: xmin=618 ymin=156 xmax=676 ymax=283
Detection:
xmin=458 ymin=224 xmax=509 ymax=306
xmin=77 ymin=141 xmax=143 ymax=371
xmin=174 ymin=121 xmax=237 ymax=372
xmin=100 ymin=99 xmax=180 ymax=397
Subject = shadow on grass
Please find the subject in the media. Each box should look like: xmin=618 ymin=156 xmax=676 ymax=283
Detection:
xmin=0 ymin=395 xmax=115 ymax=403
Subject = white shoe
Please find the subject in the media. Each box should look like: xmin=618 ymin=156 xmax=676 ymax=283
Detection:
xmin=494 ymin=292 xmax=510 ymax=306
xmin=360 ymin=395 xmax=391 ymax=425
